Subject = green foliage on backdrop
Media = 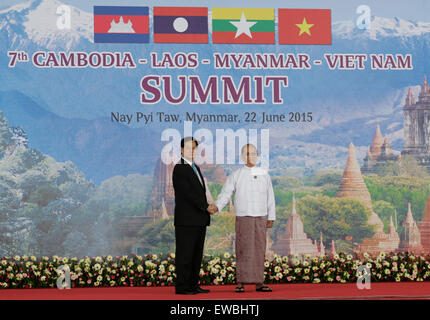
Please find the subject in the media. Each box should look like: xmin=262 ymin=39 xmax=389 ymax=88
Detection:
xmin=0 ymin=110 xmax=153 ymax=257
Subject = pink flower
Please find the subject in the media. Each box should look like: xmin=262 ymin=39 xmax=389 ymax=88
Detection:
xmin=336 ymin=276 xmax=341 ymax=281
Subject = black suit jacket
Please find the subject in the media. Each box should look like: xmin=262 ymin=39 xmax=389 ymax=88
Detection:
xmin=172 ymin=158 xmax=210 ymax=227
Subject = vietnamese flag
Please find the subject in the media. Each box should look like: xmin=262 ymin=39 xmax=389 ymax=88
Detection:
xmin=278 ymin=9 xmax=331 ymax=45
xmin=212 ymin=8 xmax=275 ymax=44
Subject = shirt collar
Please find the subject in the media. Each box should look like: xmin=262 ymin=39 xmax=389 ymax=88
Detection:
xmin=182 ymin=157 xmax=193 ymax=166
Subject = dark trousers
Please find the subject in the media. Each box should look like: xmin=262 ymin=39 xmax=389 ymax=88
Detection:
xmin=175 ymin=226 xmax=206 ymax=291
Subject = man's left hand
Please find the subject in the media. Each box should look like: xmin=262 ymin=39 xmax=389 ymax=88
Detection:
xmin=266 ymin=220 xmax=274 ymax=228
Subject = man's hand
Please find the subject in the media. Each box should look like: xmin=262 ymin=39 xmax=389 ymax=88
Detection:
xmin=266 ymin=220 xmax=274 ymax=228
xmin=207 ymin=203 xmax=218 ymax=215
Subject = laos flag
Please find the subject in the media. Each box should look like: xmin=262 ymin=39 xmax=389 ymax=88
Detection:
xmin=153 ymin=7 xmax=208 ymax=43
xmin=94 ymin=6 xmax=149 ymax=43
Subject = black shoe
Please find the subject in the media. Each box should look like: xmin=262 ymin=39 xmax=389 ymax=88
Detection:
xmin=194 ymin=287 xmax=210 ymax=293
xmin=175 ymin=289 xmax=197 ymax=295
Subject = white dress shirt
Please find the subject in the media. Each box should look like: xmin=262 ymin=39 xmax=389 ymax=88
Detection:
xmin=182 ymin=157 xmax=203 ymax=186
xmin=215 ymin=165 xmax=276 ymax=220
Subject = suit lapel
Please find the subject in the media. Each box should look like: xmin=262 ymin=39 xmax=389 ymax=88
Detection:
xmin=195 ymin=164 xmax=206 ymax=191
xmin=181 ymin=157 xmax=205 ymax=191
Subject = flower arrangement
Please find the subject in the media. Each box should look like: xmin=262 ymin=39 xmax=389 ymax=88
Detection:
xmin=1 ymin=252 xmax=429 ymax=289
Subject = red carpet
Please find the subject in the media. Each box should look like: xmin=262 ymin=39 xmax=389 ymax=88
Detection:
xmin=1 ymin=282 xmax=430 ymax=300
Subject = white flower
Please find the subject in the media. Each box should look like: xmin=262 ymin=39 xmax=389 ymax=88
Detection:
xmin=145 ymin=261 xmax=152 ymax=267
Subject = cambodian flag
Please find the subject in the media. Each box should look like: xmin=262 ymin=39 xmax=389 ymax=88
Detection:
xmin=153 ymin=7 xmax=208 ymax=43
xmin=94 ymin=6 xmax=149 ymax=43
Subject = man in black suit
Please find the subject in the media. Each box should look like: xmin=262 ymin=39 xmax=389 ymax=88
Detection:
xmin=172 ymin=136 xmax=217 ymax=295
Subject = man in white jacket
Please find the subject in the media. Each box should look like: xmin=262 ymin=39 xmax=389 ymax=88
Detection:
xmin=213 ymin=143 xmax=276 ymax=292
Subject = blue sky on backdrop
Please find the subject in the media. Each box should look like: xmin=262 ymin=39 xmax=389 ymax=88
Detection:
xmin=1 ymin=0 xmax=430 ymax=22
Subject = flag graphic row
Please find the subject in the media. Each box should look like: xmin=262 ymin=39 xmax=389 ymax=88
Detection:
xmin=94 ymin=6 xmax=331 ymax=45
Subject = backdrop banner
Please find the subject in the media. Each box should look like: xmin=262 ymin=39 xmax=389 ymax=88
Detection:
xmin=1 ymin=0 xmax=430 ymax=270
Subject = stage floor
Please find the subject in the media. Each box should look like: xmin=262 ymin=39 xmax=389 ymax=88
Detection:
xmin=1 ymin=282 xmax=430 ymax=300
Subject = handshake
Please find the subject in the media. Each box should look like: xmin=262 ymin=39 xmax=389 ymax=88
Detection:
xmin=207 ymin=203 xmax=218 ymax=215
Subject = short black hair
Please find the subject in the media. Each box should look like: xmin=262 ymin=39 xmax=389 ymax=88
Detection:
xmin=181 ymin=136 xmax=198 ymax=148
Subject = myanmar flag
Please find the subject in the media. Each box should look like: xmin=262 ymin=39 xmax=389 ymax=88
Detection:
xmin=212 ymin=8 xmax=275 ymax=44
xmin=154 ymin=7 xmax=208 ymax=43
xmin=278 ymin=9 xmax=331 ymax=45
